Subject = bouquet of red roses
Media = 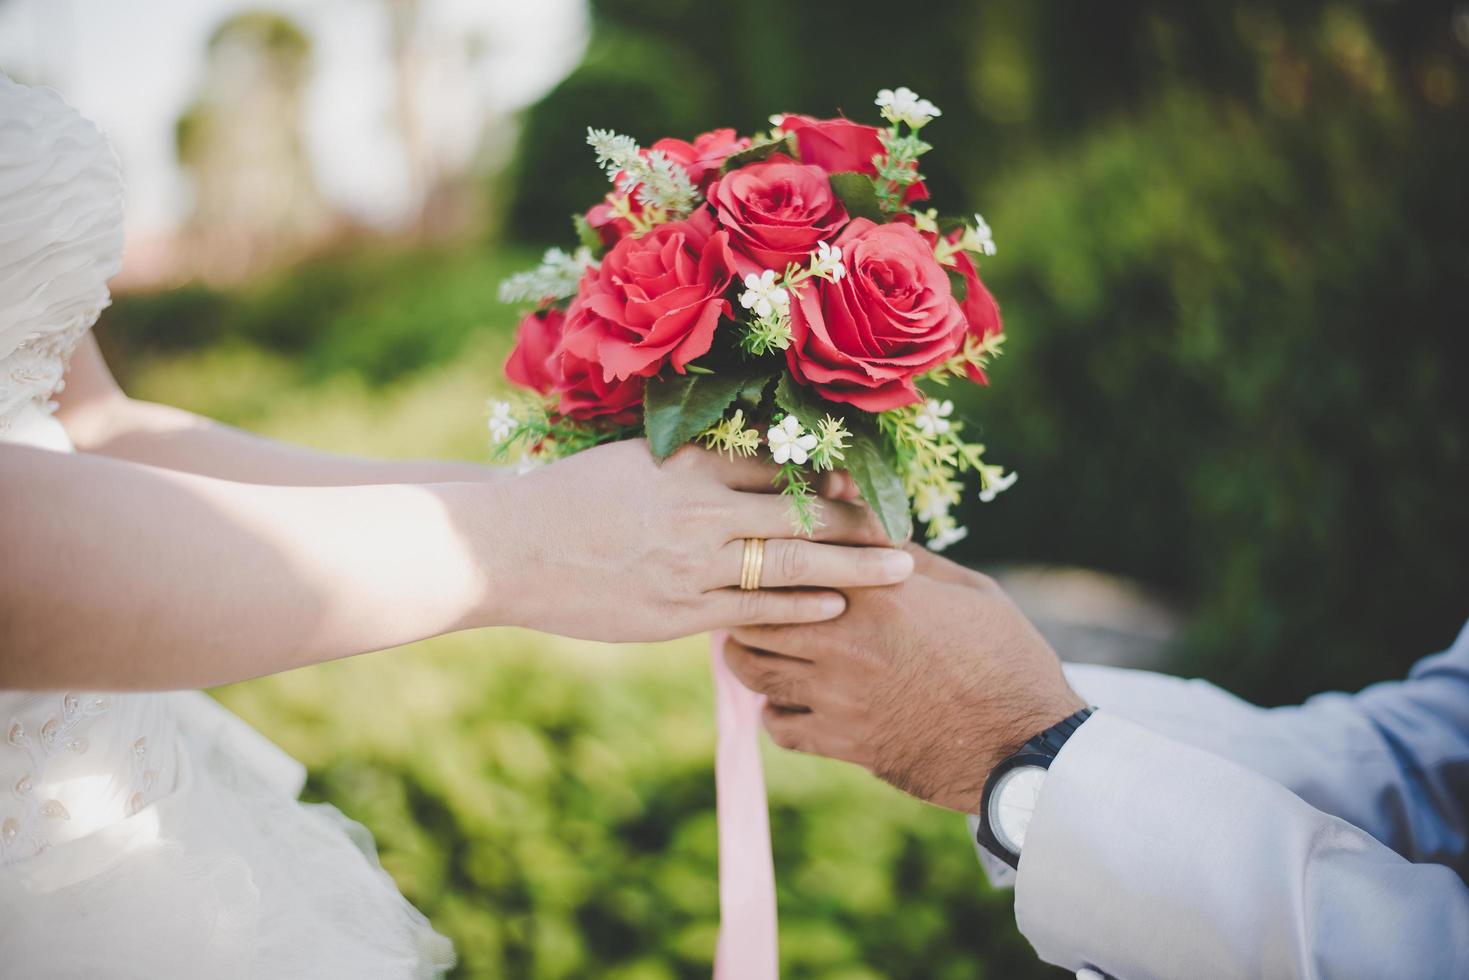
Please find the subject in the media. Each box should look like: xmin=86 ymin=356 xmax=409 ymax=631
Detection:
xmin=494 ymin=87 xmax=1014 ymax=548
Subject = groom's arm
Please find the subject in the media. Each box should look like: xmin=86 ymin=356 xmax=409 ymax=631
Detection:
xmin=55 ymin=336 xmax=503 ymax=485
xmin=1002 ymin=711 xmax=1469 ymax=980
xmin=1058 ymin=616 xmax=1469 ymax=867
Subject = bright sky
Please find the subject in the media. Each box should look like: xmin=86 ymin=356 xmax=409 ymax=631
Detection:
xmin=0 ymin=0 xmax=588 ymax=238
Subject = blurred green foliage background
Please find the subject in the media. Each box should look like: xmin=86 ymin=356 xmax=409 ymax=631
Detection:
xmin=96 ymin=1 xmax=1468 ymax=976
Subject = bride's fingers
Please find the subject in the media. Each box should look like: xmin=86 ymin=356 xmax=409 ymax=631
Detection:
xmin=736 ymin=494 xmax=894 ymax=546
xmin=722 ymin=637 xmax=814 ymax=708
xmin=710 ymin=538 xmax=912 ymax=590
xmin=704 ymin=586 xmax=846 ymax=630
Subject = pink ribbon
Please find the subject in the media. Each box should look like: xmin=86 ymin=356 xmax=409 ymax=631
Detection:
xmin=710 ymin=631 xmax=779 ymax=979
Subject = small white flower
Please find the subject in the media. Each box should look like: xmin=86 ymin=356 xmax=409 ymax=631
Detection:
xmin=979 ymin=469 xmax=1019 ymax=503
xmin=913 ymin=399 xmax=954 ymax=436
xmin=962 ymin=213 xmax=997 ymax=257
xmin=876 ymin=86 xmax=941 ymax=128
xmin=914 ymin=485 xmax=950 ymax=524
xmin=739 ymin=270 xmax=790 ymax=320
xmin=811 ymin=240 xmax=846 ymax=282
xmin=487 ymin=400 xmax=516 ymax=444
xmin=767 ymin=414 xmax=818 ymax=466
xmin=927 ymin=524 xmax=969 ymax=553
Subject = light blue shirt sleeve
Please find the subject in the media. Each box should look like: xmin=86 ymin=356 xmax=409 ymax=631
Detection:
xmin=1012 ymin=711 xmax=1469 ymax=980
xmin=980 ymin=618 xmax=1469 ymax=978
xmin=1064 ymin=617 xmax=1469 ymax=867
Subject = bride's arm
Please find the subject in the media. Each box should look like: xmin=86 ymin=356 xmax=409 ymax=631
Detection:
xmin=1 ymin=444 xmax=487 ymax=689
xmin=2 ymin=438 xmax=909 ymax=691
xmin=54 ymin=336 xmax=498 ymax=485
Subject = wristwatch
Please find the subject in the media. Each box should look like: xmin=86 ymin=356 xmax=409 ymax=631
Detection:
xmin=975 ymin=706 xmax=1095 ymax=869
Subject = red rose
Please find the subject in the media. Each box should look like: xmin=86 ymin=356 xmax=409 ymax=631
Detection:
xmin=777 ymin=114 xmax=928 ymax=204
xmin=505 ymin=308 xmax=643 ymax=422
xmin=505 ymin=308 xmax=563 ymax=394
xmin=562 ymin=209 xmax=737 ymax=381
xmin=785 ymin=219 xmax=965 ymax=411
xmin=583 ymin=129 xmax=750 ymax=247
xmin=949 ymin=243 xmax=1003 ymax=385
xmin=653 ymin=128 xmax=750 ymax=190
xmin=706 ymin=153 xmax=848 ymax=277
xmin=584 ymin=196 xmax=641 ymax=247
xmin=555 ymin=346 xmax=644 ymax=423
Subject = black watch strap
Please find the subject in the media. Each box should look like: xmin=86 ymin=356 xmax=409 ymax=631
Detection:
xmin=976 ymin=706 xmax=1095 ymax=869
xmin=1022 ymin=706 xmax=1095 ymax=758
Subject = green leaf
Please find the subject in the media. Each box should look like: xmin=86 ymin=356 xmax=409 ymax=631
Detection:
xmin=844 ymin=428 xmax=913 ymax=544
xmin=643 ymin=371 xmax=752 ymax=461
xmin=719 ymin=135 xmax=795 ymax=174
xmin=739 ymin=373 xmax=774 ymax=406
xmin=572 ymin=213 xmax=604 ymax=257
xmin=946 ymin=266 xmax=969 ymax=302
xmin=774 ymin=372 xmax=841 ymax=431
xmin=828 ymin=171 xmax=885 ymax=222
xmin=937 ymin=214 xmax=969 ymax=236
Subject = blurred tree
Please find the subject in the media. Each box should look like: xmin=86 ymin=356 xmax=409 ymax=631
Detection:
xmin=175 ymin=11 xmax=332 ymax=283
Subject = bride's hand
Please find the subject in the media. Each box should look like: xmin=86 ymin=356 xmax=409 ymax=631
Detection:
xmin=479 ymin=440 xmax=913 ymax=642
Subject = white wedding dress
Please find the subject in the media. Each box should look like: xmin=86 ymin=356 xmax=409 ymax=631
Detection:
xmin=0 ymin=75 xmax=455 ymax=978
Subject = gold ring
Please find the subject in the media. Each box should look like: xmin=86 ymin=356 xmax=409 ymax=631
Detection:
xmin=740 ymin=537 xmax=766 ymax=591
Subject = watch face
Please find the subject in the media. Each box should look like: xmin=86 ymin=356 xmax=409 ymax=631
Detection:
xmin=988 ymin=765 xmax=1047 ymax=855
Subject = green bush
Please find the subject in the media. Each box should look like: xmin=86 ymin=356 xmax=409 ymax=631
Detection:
xmin=211 ymin=633 xmax=1047 ymax=980
xmin=102 ymin=245 xmax=537 ymax=387
xmin=963 ymin=88 xmax=1469 ymax=702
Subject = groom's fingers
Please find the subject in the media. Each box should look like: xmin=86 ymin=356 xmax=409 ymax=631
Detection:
xmin=730 ymin=623 xmax=825 ymax=660
xmin=711 ymin=538 xmax=912 ymax=590
xmin=761 ymin=703 xmax=824 ymax=755
xmin=722 ymin=638 xmax=814 ymax=708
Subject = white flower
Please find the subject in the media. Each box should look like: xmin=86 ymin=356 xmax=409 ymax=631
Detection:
xmin=767 ymin=415 xmax=818 ymax=466
xmin=927 ymin=524 xmax=969 ymax=553
xmin=487 ymin=400 xmax=515 ymax=444
xmin=739 ymin=270 xmax=790 ymax=320
xmin=979 ymin=469 xmax=1019 ymax=503
xmin=876 ymin=86 xmax=941 ymax=128
xmin=962 ymin=213 xmax=997 ymax=257
xmin=914 ymin=485 xmax=950 ymax=524
xmin=811 ymin=240 xmax=846 ymax=282
xmin=913 ymin=399 xmax=954 ymax=436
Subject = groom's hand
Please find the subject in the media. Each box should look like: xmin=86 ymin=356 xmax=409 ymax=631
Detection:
xmin=725 ymin=547 xmax=1085 ymax=812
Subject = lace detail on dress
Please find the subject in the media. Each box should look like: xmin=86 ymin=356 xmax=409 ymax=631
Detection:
xmin=2 ymin=693 xmax=121 ymax=863
xmin=0 ymin=315 xmax=100 ymax=434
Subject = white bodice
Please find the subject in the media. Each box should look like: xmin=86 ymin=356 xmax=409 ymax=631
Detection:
xmin=0 ymin=72 xmax=123 ymax=435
